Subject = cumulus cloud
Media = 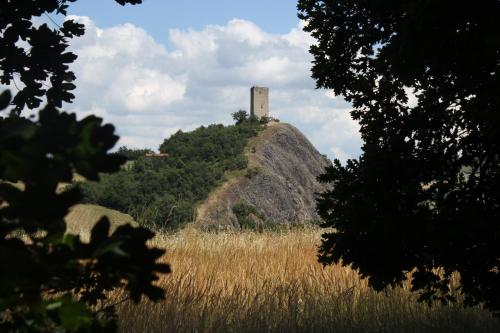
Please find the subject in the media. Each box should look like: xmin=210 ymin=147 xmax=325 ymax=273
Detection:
xmin=65 ymin=16 xmax=361 ymax=161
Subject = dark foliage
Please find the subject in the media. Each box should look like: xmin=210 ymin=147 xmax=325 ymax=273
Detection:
xmin=1 ymin=0 xmax=172 ymax=332
xmin=80 ymin=119 xmax=265 ymax=230
xmin=0 ymin=98 xmax=170 ymax=332
xmin=298 ymin=0 xmax=500 ymax=314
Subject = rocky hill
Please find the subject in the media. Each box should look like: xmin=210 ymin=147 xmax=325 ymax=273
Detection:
xmin=195 ymin=122 xmax=330 ymax=229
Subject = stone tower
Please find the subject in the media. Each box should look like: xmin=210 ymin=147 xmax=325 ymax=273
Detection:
xmin=250 ymin=86 xmax=269 ymax=119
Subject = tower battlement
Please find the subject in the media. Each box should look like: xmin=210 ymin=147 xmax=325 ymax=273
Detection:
xmin=250 ymin=86 xmax=269 ymax=119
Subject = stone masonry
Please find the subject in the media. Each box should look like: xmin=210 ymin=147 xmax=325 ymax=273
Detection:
xmin=250 ymin=86 xmax=269 ymax=119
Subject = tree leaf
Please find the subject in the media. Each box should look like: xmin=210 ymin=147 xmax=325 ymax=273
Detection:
xmin=0 ymin=90 xmax=11 ymax=110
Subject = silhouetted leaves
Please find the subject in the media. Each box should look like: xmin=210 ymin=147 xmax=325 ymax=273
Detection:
xmin=48 ymin=294 xmax=93 ymax=331
xmin=61 ymin=20 xmax=86 ymax=38
xmin=0 ymin=90 xmax=11 ymax=110
xmin=0 ymin=101 xmax=170 ymax=331
xmin=115 ymin=0 xmax=143 ymax=5
xmin=0 ymin=0 xmax=169 ymax=331
xmin=299 ymin=0 xmax=500 ymax=315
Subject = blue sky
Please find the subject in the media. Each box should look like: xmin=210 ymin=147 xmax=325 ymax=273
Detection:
xmin=58 ymin=0 xmax=361 ymax=161
xmin=69 ymin=1 xmax=300 ymax=46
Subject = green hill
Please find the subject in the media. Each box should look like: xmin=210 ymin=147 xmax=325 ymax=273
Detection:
xmin=79 ymin=118 xmax=266 ymax=230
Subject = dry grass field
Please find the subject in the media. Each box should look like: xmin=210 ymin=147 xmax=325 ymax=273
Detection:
xmin=107 ymin=228 xmax=499 ymax=333
xmin=65 ymin=204 xmax=137 ymax=235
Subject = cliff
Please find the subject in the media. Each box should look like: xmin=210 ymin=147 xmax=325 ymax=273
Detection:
xmin=194 ymin=122 xmax=330 ymax=229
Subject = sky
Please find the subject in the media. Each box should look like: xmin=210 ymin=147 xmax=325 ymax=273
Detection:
xmin=52 ymin=0 xmax=361 ymax=161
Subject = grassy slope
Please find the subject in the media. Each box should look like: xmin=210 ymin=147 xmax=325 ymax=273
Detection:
xmin=6 ymin=181 xmax=137 ymax=236
xmin=113 ymin=229 xmax=498 ymax=333
xmin=65 ymin=204 xmax=137 ymax=237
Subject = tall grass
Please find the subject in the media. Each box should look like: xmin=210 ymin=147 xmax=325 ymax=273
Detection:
xmin=113 ymin=228 xmax=497 ymax=333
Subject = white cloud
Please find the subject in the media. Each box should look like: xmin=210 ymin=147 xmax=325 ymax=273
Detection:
xmin=105 ymin=66 xmax=186 ymax=112
xmin=65 ymin=17 xmax=362 ymax=161
xmin=282 ymin=21 xmax=316 ymax=49
xmin=224 ymin=19 xmax=270 ymax=46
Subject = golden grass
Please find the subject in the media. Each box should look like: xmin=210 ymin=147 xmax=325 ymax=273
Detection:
xmin=65 ymin=204 xmax=137 ymax=237
xmin=113 ymin=228 xmax=498 ymax=333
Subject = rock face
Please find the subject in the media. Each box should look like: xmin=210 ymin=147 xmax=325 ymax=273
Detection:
xmin=195 ymin=122 xmax=330 ymax=229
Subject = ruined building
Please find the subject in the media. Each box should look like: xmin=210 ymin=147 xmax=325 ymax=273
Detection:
xmin=250 ymin=86 xmax=269 ymax=119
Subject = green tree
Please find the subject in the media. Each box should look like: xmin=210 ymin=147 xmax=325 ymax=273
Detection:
xmin=298 ymin=0 xmax=500 ymax=314
xmin=1 ymin=1 xmax=170 ymax=331
xmin=114 ymin=146 xmax=154 ymax=161
xmin=232 ymin=109 xmax=249 ymax=125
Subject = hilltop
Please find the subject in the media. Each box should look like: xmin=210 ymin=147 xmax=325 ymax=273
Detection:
xmin=79 ymin=119 xmax=330 ymax=230
xmin=79 ymin=118 xmax=266 ymax=229
xmin=195 ymin=122 xmax=330 ymax=229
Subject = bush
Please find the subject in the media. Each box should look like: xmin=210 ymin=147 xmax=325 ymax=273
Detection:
xmin=232 ymin=203 xmax=265 ymax=230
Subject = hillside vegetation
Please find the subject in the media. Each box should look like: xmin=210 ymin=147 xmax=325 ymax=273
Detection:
xmin=80 ymin=118 xmax=266 ymax=229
